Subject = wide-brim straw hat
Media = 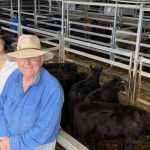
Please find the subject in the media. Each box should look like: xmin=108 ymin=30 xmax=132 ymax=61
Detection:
xmin=6 ymin=34 xmax=54 ymax=61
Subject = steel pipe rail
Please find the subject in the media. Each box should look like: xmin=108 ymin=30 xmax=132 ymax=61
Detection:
xmin=65 ymin=46 xmax=131 ymax=70
xmin=65 ymin=37 xmax=132 ymax=57
xmin=57 ymin=128 xmax=89 ymax=150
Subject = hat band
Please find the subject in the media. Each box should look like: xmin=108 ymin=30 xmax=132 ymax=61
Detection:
xmin=17 ymin=48 xmax=41 ymax=51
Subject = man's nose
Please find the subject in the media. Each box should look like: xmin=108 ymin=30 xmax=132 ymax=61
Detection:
xmin=24 ymin=58 xmax=31 ymax=64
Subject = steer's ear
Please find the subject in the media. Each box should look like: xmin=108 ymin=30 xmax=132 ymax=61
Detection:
xmin=90 ymin=65 xmax=92 ymax=71
xmin=134 ymin=112 xmax=140 ymax=123
xmin=112 ymin=75 xmax=118 ymax=80
xmin=112 ymin=75 xmax=122 ymax=80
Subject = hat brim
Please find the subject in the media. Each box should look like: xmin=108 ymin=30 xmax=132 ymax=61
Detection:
xmin=5 ymin=49 xmax=54 ymax=61
xmin=44 ymin=51 xmax=55 ymax=62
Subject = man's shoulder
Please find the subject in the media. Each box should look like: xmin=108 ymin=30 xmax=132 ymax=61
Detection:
xmin=41 ymin=68 xmax=61 ymax=88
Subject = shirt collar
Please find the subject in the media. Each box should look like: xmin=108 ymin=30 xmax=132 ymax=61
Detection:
xmin=31 ymin=68 xmax=42 ymax=87
xmin=15 ymin=68 xmax=43 ymax=88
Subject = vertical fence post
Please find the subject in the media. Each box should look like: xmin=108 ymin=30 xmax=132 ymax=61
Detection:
xmin=136 ymin=56 xmax=142 ymax=105
xmin=10 ymin=0 xmax=13 ymax=18
xmin=59 ymin=0 xmax=65 ymax=63
xmin=34 ymin=0 xmax=37 ymax=31
xmin=127 ymin=52 xmax=133 ymax=104
xmin=110 ymin=3 xmax=118 ymax=64
xmin=18 ymin=0 xmax=21 ymax=36
xmin=48 ymin=0 xmax=52 ymax=15
xmin=38 ymin=0 xmax=40 ymax=15
xmin=131 ymin=4 xmax=144 ymax=104
xmin=66 ymin=3 xmax=70 ymax=48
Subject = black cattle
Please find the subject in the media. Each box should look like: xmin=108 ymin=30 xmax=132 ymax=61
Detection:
xmin=43 ymin=63 xmax=88 ymax=97
xmin=43 ymin=62 xmax=77 ymax=74
xmin=84 ymin=76 xmax=125 ymax=103
xmin=73 ymin=102 xmax=150 ymax=150
xmin=43 ymin=63 xmax=88 ymax=130
xmin=68 ymin=66 xmax=103 ymax=116
xmin=60 ymin=71 xmax=88 ymax=130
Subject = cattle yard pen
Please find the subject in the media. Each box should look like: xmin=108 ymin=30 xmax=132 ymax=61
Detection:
xmin=0 ymin=0 xmax=150 ymax=149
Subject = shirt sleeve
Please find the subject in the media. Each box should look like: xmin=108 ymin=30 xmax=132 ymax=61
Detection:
xmin=9 ymin=82 xmax=64 ymax=150
xmin=0 ymin=74 xmax=12 ymax=136
xmin=0 ymin=95 xmax=10 ymax=136
xmin=0 ymin=70 xmax=19 ymax=137
xmin=0 ymin=70 xmax=17 ymax=137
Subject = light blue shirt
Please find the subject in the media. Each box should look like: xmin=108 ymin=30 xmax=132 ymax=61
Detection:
xmin=0 ymin=68 xmax=64 ymax=150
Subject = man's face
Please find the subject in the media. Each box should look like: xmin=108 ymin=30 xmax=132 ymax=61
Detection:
xmin=16 ymin=56 xmax=43 ymax=80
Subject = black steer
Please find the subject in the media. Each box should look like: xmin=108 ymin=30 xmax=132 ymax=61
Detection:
xmin=43 ymin=63 xmax=88 ymax=97
xmin=43 ymin=63 xmax=88 ymax=130
xmin=73 ymin=102 xmax=150 ymax=150
xmin=43 ymin=62 xmax=77 ymax=74
xmin=68 ymin=66 xmax=103 ymax=116
xmin=84 ymin=76 xmax=125 ymax=103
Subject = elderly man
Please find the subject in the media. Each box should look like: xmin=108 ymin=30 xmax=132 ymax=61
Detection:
xmin=0 ymin=35 xmax=64 ymax=150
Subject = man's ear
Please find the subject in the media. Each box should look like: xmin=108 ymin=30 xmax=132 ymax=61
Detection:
xmin=40 ymin=55 xmax=44 ymax=66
